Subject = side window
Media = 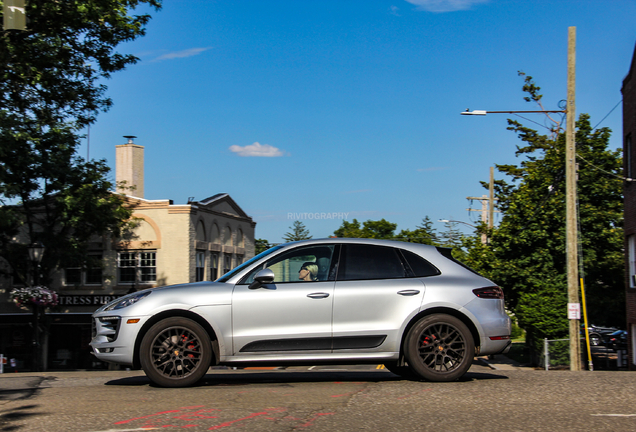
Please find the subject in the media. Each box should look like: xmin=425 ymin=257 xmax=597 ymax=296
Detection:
xmin=400 ymin=249 xmax=440 ymax=277
xmin=240 ymin=245 xmax=335 ymax=284
xmin=339 ymin=244 xmax=406 ymax=281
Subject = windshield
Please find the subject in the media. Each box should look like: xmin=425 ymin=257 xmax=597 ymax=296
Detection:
xmin=216 ymin=244 xmax=285 ymax=283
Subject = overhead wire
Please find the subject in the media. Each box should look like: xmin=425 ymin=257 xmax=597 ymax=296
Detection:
xmin=592 ymin=99 xmax=622 ymax=132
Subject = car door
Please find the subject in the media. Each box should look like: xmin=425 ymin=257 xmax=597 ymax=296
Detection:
xmin=331 ymin=244 xmax=427 ymax=353
xmin=231 ymin=244 xmax=336 ymax=355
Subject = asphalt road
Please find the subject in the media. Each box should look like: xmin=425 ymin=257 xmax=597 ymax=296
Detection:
xmin=1 ymin=361 xmax=636 ymax=431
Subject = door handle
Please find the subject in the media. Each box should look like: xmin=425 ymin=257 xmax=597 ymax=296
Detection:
xmin=307 ymin=292 xmax=330 ymax=299
xmin=397 ymin=290 xmax=420 ymax=296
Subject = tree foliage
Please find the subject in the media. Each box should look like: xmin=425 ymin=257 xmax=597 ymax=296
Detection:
xmin=0 ymin=0 xmax=162 ymax=284
xmin=333 ymin=216 xmax=449 ymax=245
xmin=283 ymin=221 xmax=312 ymax=242
xmin=394 ymin=216 xmax=440 ymax=245
xmin=463 ymin=74 xmax=624 ymax=353
xmin=254 ymin=238 xmax=272 ymax=254
xmin=333 ymin=218 xmax=397 ymax=239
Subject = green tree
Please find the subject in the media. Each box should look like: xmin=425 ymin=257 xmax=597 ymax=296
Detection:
xmin=333 ymin=219 xmax=364 ymax=238
xmin=255 ymin=238 xmax=272 ymax=254
xmin=283 ymin=220 xmax=312 ymax=242
xmin=394 ymin=216 xmax=440 ymax=244
xmin=463 ymin=74 xmax=624 ymax=357
xmin=0 ymin=0 xmax=162 ymax=284
xmin=438 ymin=220 xmax=464 ymax=248
xmin=333 ymin=218 xmax=397 ymax=239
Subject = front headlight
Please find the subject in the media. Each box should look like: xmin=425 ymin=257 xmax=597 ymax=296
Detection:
xmin=104 ymin=291 xmax=151 ymax=311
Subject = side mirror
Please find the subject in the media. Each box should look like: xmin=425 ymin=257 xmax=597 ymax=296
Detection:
xmin=248 ymin=268 xmax=275 ymax=289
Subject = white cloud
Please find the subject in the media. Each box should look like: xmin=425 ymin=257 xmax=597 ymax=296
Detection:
xmin=153 ymin=47 xmax=212 ymax=61
xmin=389 ymin=5 xmax=401 ymax=16
xmin=229 ymin=142 xmax=287 ymax=157
xmin=404 ymin=0 xmax=489 ymax=12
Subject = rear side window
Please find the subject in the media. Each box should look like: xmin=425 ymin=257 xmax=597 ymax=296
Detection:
xmin=338 ymin=244 xmax=407 ymax=281
xmin=400 ymin=249 xmax=440 ymax=277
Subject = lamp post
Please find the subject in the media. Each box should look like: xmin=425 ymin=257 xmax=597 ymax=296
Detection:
xmin=438 ymin=219 xmax=476 ymax=229
xmin=459 ymin=27 xmax=580 ymax=370
xmin=28 ymin=241 xmax=45 ymax=285
xmin=27 ymin=241 xmax=45 ymax=371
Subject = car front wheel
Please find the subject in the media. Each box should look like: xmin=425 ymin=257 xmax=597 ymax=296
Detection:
xmin=140 ymin=317 xmax=212 ymax=387
xmin=404 ymin=314 xmax=474 ymax=382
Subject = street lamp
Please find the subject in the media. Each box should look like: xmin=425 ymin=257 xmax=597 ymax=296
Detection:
xmin=438 ymin=219 xmax=476 ymax=229
xmin=28 ymin=241 xmax=45 ymax=285
xmin=461 ymin=109 xmax=565 ymax=115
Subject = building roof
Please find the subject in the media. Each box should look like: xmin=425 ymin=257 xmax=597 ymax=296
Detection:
xmin=623 ymin=40 xmax=636 ymax=92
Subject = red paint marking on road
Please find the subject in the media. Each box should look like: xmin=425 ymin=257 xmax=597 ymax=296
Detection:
xmin=173 ymin=408 xmax=220 ymax=421
xmin=115 ymin=410 xmax=182 ymax=424
xmin=330 ymin=393 xmax=354 ymax=398
xmin=298 ymin=412 xmax=335 ymax=428
xmin=207 ymin=408 xmax=286 ymax=430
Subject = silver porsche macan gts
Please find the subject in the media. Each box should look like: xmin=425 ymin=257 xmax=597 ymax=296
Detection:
xmin=91 ymin=238 xmax=511 ymax=387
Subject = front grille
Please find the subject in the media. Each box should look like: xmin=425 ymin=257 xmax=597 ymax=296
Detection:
xmin=99 ymin=316 xmax=121 ymax=342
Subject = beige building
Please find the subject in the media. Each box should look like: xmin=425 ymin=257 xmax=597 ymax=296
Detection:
xmin=0 ymin=138 xmax=256 ymax=370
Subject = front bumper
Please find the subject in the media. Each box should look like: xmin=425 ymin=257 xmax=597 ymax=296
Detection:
xmin=90 ymin=314 xmax=148 ymax=366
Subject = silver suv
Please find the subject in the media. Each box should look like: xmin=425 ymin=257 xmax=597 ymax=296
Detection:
xmin=91 ymin=239 xmax=511 ymax=387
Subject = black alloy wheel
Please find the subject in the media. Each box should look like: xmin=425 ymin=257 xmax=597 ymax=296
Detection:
xmin=140 ymin=317 xmax=212 ymax=387
xmin=404 ymin=314 xmax=474 ymax=382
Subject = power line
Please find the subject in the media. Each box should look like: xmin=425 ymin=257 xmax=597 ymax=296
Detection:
xmin=592 ymin=99 xmax=622 ymax=131
xmin=576 ymin=152 xmax=634 ymax=182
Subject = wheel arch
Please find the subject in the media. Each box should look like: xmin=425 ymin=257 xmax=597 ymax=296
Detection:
xmin=399 ymin=307 xmax=481 ymax=360
xmin=133 ymin=309 xmax=220 ymax=369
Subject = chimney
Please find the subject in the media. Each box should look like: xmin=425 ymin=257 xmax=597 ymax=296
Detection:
xmin=116 ymin=136 xmax=144 ymax=198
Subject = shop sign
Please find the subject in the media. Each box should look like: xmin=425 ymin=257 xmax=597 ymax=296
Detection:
xmin=57 ymin=294 xmax=123 ymax=307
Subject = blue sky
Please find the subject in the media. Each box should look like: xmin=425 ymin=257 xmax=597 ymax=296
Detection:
xmin=83 ymin=0 xmax=636 ymax=242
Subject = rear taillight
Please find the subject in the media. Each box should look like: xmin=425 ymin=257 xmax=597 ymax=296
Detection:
xmin=473 ymin=286 xmax=504 ymax=299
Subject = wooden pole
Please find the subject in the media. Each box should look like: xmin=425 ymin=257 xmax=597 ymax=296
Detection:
xmin=566 ymin=26 xmax=580 ymax=371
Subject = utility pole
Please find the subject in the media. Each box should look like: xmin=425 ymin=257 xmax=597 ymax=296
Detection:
xmin=566 ymin=26 xmax=580 ymax=371
xmin=467 ymin=167 xmax=498 ymax=243
xmin=489 ymin=167 xmax=495 ymax=229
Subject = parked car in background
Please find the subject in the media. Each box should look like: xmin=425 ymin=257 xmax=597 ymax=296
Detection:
xmin=607 ymin=330 xmax=628 ymax=351
xmin=587 ymin=325 xmax=618 ymax=347
xmin=91 ymin=239 xmax=511 ymax=387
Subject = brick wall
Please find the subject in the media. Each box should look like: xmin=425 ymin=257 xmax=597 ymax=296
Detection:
xmin=623 ymin=42 xmax=636 ymax=369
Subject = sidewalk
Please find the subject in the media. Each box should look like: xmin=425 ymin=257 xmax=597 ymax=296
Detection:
xmin=477 ymin=354 xmax=534 ymax=371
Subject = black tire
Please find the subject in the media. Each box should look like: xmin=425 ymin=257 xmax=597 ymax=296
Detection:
xmin=140 ymin=317 xmax=212 ymax=388
xmin=404 ymin=314 xmax=474 ymax=382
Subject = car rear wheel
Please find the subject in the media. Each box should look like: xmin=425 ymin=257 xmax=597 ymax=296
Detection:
xmin=404 ymin=314 xmax=474 ymax=382
xmin=140 ymin=317 xmax=212 ymax=388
